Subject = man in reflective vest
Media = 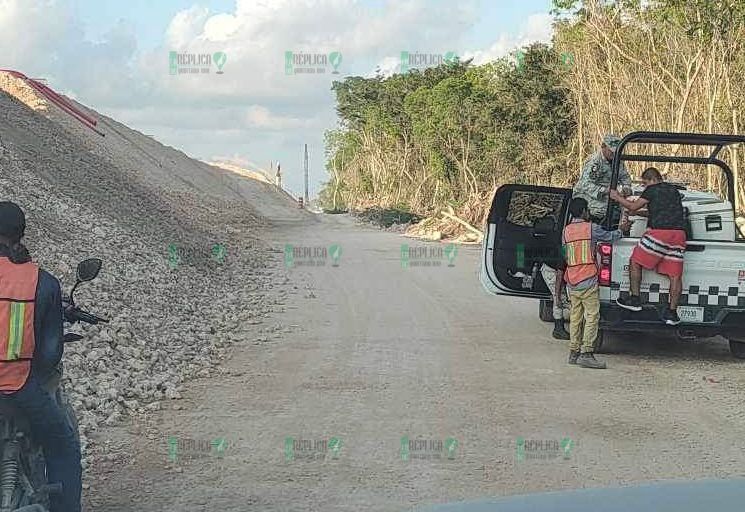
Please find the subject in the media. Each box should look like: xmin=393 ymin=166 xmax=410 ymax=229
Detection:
xmin=0 ymin=202 xmax=81 ymax=512
xmin=563 ymin=198 xmax=626 ymax=369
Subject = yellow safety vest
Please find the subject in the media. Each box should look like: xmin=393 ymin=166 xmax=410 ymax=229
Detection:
xmin=0 ymin=257 xmax=39 ymax=392
xmin=562 ymin=222 xmax=597 ymax=286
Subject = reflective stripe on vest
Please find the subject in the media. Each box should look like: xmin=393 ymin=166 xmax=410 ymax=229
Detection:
xmin=8 ymin=302 xmax=26 ymax=360
xmin=562 ymin=222 xmax=597 ymax=286
xmin=0 ymin=257 xmax=39 ymax=392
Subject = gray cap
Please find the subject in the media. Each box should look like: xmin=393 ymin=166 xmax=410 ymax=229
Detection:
xmin=602 ymin=134 xmax=622 ymax=151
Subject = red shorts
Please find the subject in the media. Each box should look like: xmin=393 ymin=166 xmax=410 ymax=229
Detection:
xmin=631 ymin=228 xmax=686 ymax=278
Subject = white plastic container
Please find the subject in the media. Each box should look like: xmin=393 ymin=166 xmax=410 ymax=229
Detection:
xmin=625 ymin=190 xmax=735 ymax=241
xmin=685 ymin=198 xmax=736 ymax=241
xmin=629 ymin=215 xmax=647 ymax=237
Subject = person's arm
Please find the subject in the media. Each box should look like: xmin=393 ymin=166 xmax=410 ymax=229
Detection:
xmin=592 ymin=223 xmax=624 ymax=244
xmin=609 ymin=189 xmax=648 ymax=212
xmin=32 ymin=271 xmax=64 ymax=375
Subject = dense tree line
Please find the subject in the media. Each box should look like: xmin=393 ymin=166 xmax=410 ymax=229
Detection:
xmin=321 ymin=0 xmax=745 ymax=224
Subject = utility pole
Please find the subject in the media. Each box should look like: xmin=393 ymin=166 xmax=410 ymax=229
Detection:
xmin=303 ymin=144 xmax=309 ymax=205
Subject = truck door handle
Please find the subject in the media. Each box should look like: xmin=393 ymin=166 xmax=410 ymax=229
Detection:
xmin=686 ymin=244 xmax=705 ymax=252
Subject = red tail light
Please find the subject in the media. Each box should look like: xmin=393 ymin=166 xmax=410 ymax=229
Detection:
xmin=598 ymin=242 xmax=612 ymax=286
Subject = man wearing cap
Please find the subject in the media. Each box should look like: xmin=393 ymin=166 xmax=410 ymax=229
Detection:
xmin=0 ymin=202 xmax=81 ymax=512
xmin=573 ymin=134 xmax=633 ymax=224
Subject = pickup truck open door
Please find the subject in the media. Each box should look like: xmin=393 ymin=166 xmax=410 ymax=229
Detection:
xmin=480 ymin=184 xmax=573 ymax=299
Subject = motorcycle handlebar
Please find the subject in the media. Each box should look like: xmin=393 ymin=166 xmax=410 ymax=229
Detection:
xmin=63 ymin=304 xmax=109 ymax=325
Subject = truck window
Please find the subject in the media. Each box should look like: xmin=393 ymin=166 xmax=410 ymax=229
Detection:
xmin=506 ymin=191 xmax=565 ymax=228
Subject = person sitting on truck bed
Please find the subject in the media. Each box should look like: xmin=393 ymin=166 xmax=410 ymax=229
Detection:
xmin=610 ymin=167 xmax=687 ymax=326
xmin=563 ymin=197 xmax=627 ymax=369
xmin=573 ymin=134 xmax=633 ymax=225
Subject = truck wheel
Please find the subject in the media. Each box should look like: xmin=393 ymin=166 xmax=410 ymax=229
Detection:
xmin=728 ymin=339 xmax=745 ymax=359
xmin=594 ymin=330 xmax=605 ymax=353
xmin=539 ymin=300 xmax=554 ymax=323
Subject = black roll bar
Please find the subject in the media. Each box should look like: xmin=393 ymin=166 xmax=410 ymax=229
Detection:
xmin=608 ymin=131 xmax=744 ymax=228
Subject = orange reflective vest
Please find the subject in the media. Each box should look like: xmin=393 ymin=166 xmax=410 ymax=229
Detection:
xmin=562 ymin=221 xmax=597 ymax=286
xmin=0 ymin=257 xmax=38 ymax=392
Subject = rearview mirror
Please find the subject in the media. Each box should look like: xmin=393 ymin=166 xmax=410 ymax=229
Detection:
xmin=76 ymin=258 xmax=102 ymax=282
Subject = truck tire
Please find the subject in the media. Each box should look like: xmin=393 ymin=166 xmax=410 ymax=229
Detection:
xmin=728 ymin=339 xmax=745 ymax=359
xmin=594 ymin=330 xmax=605 ymax=353
xmin=539 ymin=300 xmax=554 ymax=323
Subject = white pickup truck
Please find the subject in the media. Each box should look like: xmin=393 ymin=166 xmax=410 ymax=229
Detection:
xmin=480 ymin=131 xmax=745 ymax=358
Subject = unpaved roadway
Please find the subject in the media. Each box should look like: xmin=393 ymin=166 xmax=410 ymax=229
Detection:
xmin=87 ymin=214 xmax=745 ymax=512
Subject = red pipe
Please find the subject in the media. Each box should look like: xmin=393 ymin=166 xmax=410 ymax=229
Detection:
xmin=0 ymin=69 xmax=103 ymax=135
xmin=23 ymin=79 xmax=97 ymax=129
xmin=26 ymin=80 xmax=94 ymax=128
xmin=35 ymin=81 xmax=97 ymax=126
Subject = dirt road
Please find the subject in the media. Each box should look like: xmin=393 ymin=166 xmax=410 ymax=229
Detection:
xmin=88 ymin=214 xmax=745 ymax=512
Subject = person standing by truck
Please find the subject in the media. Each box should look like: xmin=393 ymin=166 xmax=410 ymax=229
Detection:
xmin=610 ymin=167 xmax=687 ymax=325
xmin=540 ymin=261 xmax=570 ymax=340
xmin=563 ymin=197 xmax=626 ymax=369
xmin=545 ymin=134 xmax=633 ymax=344
xmin=573 ymin=134 xmax=633 ymax=224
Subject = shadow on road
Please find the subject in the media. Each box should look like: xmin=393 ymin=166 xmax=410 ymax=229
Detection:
xmin=600 ymin=331 xmax=736 ymax=362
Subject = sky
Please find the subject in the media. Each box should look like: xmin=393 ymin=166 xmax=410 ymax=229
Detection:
xmin=0 ymin=0 xmax=555 ymax=198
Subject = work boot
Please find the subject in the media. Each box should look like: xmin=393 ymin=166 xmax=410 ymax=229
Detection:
xmin=552 ymin=320 xmax=570 ymax=340
xmin=577 ymin=352 xmax=607 ymax=369
xmin=568 ymin=350 xmax=580 ymax=365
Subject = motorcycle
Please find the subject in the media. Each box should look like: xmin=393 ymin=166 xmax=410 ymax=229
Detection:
xmin=0 ymin=258 xmax=107 ymax=512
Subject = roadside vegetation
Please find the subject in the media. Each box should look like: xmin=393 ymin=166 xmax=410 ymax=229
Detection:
xmin=321 ymin=0 xmax=745 ymax=234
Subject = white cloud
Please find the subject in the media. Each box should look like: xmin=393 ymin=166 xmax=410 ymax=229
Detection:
xmin=165 ymin=6 xmax=210 ymax=49
xmin=371 ymin=12 xmax=554 ymax=75
xmin=522 ymin=12 xmax=554 ymax=42
xmin=372 ymin=56 xmax=402 ymax=78
xmin=466 ymin=12 xmax=554 ymax=65
xmin=245 ymin=105 xmax=314 ymax=130
xmin=0 ymin=0 xmax=554 ymax=195
xmin=203 ymin=13 xmax=240 ymax=41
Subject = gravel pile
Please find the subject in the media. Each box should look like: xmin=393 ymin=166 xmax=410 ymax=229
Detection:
xmin=0 ymin=75 xmax=294 ymax=469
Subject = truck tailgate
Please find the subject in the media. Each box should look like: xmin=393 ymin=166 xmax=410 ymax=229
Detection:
xmin=608 ymin=239 xmax=745 ymax=310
